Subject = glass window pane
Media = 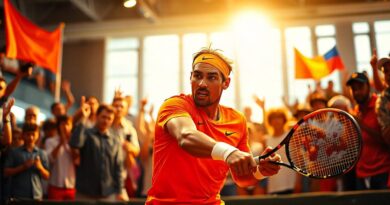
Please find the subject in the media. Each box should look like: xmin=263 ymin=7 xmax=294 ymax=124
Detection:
xmin=353 ymin=22 xmax=369 ymax=34
xmin=317 ymin=37 xmax=341 ymax=92
xmin=107 ymin=38 xmax=139 ymax=50
xmin=285 ymin=27 xmax=314 ymax=105
xmin=317 ymin=37 xmax=336 ymax=55
xmin=374 ymin=20 xmax=390 ymax=33
xmin=182 ymin=33 xmax=208 ymax=94
xmin=236 ymin=28 xmax=283 ymax=123
xmin=315 ymin=25 xmax=335 ymax=36
xmin=354 ymin=35 xmax=372 ymax=76
xmin=105 ymin=38 xmax=139 ymax=104
xmin=143 ymin=35 xmax=180 ymax=112
xmin=376 ymin=34 xmax=390 ymax=58
xmin=106 ymin=50 xmax=138 ymax=76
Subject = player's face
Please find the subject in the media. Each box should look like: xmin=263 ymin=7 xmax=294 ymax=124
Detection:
xmin=191 ymin=63 xmax=230 ymax=107
xmin=350 ymin=81 xmax=370 ymax=104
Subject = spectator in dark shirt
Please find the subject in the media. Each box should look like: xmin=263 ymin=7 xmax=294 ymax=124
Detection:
xmin=3 ymin=123 xmax=50 ymax=200
xmin=69 ymin=102 xmax=124 ymax=202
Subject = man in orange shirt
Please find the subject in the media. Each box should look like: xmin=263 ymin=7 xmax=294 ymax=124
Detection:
xmin=146 ymin=47 xmax=281 ymax=205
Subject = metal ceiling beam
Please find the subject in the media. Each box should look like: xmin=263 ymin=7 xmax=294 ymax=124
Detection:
xmin=69 ymin=0 xmax=101 ymax=21
xmin=138 ymin=0 xmax=159 ymax=23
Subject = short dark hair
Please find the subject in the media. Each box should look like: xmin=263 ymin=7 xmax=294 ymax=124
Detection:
xmin=56 ymin=115 xmax=71 ymax=132
xmin=50 ymin=102 xmax=62 ymax=112
xmin=22 ymin=123 xmax=39 ymax=133
xmin=42 ymin=119 xmax=57 ymax=131
xmin=96 ymin=104 xmax=115 ymax=115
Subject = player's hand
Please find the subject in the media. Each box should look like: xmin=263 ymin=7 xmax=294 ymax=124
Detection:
xmin=226 ymin=150 xmax=257 ymax=176
xmin=257 ymin=146 xmax=281 ymax=176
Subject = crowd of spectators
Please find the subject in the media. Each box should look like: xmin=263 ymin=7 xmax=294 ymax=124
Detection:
xmin=0 ymin=49 xmax=389 ymax=203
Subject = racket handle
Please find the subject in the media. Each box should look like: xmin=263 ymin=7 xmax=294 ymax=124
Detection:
xmin=255 ymin=157 xmax=285 ymax=166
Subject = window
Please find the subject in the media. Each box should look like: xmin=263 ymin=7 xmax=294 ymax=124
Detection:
xmin=353 ymin=22 xmax=372 ymax=76
xmin=374 ymin=20 xmax=390 ymax=58
xmin=315 ymin=25 xmax=341 ymax=93
xmin=143 ymin=35 xmax=180 ymax=113
xmin=285 ymin=27 xmax=313 ymax=105
xmin=235 ymin=27 xmax=283 ymax=122
xmin=104 ymin=38 xmax=139 ymax=107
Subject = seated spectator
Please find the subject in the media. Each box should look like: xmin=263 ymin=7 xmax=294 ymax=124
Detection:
xmin=3 ymin=123 xmax=50 ymax=200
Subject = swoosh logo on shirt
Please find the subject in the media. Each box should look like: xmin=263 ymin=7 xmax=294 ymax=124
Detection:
xmin=224 ymin=131 xmax=236 ymax=136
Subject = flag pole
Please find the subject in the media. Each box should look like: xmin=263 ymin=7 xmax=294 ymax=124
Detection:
xmin=54 ymin=23 xmax=65 ymax=102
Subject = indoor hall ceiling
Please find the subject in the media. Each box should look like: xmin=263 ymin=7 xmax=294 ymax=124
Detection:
xmin=0 ymin=0 xmax=388 ymax=27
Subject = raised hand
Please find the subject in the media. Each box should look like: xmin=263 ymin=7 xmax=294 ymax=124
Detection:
xmin=2 ymin=98 xmax=15 ymax=118
xmin=61 ymin=80 xmax=71 ymax=92
xmin=370 ymin=48 xmax=378 ymax=69
xmin=253 ymin=95 xmax=265 ymax=109
xmin=79 ymin=96 xmax=91 ymax=118
xmin=114 ymin=87 xmax=123 ymax=98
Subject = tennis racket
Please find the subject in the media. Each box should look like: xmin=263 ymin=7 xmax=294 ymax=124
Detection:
xmin=254 ymin=108 xmax=362 ymax=179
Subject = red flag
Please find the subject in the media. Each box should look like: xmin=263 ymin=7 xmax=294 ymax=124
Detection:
xmin=4 ymin=0 xmax=64 ymax=73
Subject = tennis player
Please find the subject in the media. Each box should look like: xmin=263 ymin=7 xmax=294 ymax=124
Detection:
xmin=146 ymin=47 xmax=281 ymax=204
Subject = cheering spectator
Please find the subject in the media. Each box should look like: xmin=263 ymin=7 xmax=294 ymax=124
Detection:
xmin=69 ymin=102 xmax=124 ymax=201
xmin=347 ymin=72 xmax=390 ymax=190
xmin=376 ymin=57 xmax=390 ymax=140
xmin=45 ymin=115 xmax=76 ymax=200
xmin=4 ymin=123 xmax=50 ymax=200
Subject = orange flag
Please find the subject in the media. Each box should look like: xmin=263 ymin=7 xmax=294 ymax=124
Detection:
xmin=4 ymin=0 xmax=64 ymax=73
xmin=294 ymin=48 xmax=330 ymax=80
xmin=294 ymin=47 xmax=345 ymax=80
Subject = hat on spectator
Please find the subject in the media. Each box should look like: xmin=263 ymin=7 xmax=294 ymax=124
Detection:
xmin=346 ymin=72 xmax=369 ymax=86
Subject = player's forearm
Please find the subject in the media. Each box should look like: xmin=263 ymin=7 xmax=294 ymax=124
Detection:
xmin=177 ymin=129 xmax=216 ymax=157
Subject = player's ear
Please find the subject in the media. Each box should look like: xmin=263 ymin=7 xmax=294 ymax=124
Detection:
xmin=222 ymin=77 xmax=230 ymax=90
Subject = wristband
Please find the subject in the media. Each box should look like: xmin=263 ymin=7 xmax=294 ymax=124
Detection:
xmin=253 ymin=167 xmax=266 ymax=180
xmin=211 ymin=142 xmax=238 ymax=162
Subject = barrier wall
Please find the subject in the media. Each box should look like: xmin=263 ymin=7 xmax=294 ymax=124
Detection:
xmin=8 ymin=190 xmax=390 ymax=205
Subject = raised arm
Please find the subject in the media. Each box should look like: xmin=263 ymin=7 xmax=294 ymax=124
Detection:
xmin=1 ymin=98 xmax=14 ymax=146
xmin=370 ymin=48 xmax=386 ymax=92
xmin=61 ymin=80 xmax=75 ymax=111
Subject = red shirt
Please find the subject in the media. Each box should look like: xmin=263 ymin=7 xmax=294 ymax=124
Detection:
xmin=146 ymin=94 xmax=249 ymax=205
xmin=355 ymin=94 xmax=390 ymax=178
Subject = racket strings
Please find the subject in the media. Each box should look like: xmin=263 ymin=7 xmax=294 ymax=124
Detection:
xmin=288 ymin=111 xmax=360 ymax=178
